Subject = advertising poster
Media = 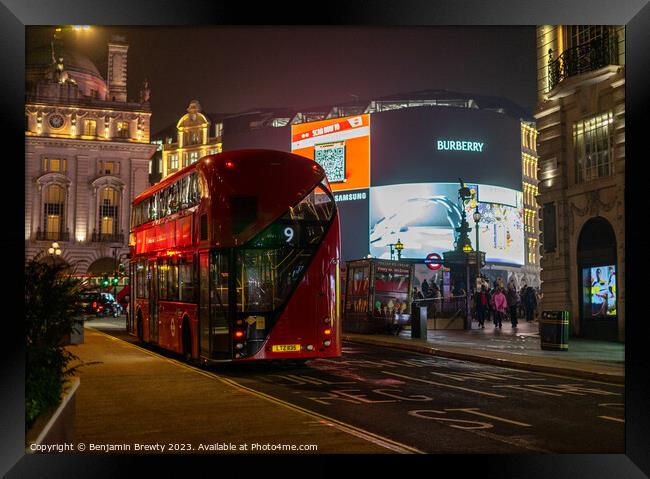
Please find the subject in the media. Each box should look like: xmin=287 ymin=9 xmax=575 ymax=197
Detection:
xmin=369 ymin=182 xmax=524 ymax=266
xmin=291 ymin=114 xmax=370 ymax=192
xmin=373 ymin=265 xmax=411 ymax=317
xmin=582 ymin=265 xmax=617 ymax=318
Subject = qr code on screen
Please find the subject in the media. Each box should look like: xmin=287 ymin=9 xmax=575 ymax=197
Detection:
xmin=314 ymin=143 xmax=346 ymax=183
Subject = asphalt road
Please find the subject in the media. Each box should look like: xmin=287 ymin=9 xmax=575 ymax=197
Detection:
xmin=93 ymin=318 xmax=624 ymax=454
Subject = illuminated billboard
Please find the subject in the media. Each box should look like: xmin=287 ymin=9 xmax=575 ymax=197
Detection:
xmin=369 ymin=182 xmax=524 ymax=266
xmin=370 ymin=106 xmax=522 ymax=190
xmin=582 ymin=265 xmax=617 ymax=318
xmin=291 ymin=114 xmax=370 ymax=192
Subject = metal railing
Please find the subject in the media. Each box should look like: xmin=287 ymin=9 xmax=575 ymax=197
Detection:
xmin=91 ymin=232 xmax=125 ymax=243
xmin=412 ymin=296 xmax=468 ymax=319
xmin=35 ymin=230 xmax=70 ymax=242
xmin=548 ymin=31 xmax=619 ymax=92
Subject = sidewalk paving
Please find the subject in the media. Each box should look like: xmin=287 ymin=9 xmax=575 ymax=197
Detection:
xmin=343 ymin=320 xmax=625 ymax=384
xmin=68 ymin=327 xmax=395 ymax=453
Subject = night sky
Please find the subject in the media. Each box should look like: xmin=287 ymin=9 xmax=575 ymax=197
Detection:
xmin=26 ymin=26 xmax=537 ymax=134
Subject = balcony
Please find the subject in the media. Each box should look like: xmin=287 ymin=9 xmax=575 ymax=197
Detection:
xmin=91 ymin=232 xmax=125 ymax=243
xmin=548 ymin=32 xmax=619 ymax=92
xmin=35 ymin=230 xmax=70 ymax=242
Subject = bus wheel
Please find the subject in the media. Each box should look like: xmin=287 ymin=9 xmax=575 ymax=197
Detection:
xmin=182 ymin=318 xmax=192 ymax=362
xmin=136 ymin=312 xmax=143 ymax=342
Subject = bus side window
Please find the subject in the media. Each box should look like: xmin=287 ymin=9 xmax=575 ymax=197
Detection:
xmin=168 ymin=257 xmax=179 ymax=301
xmin=180 ymin=176 xmax=190 ymax=209
xmin=158 ymin=258 xmax=168 ymax=300
xmin=179 ymin=255 xmax=194 ymax=302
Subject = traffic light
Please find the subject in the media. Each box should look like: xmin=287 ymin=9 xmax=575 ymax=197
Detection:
xmin=100 ymin=275 xmax=109 ymax=288
xmin=112 ymin=276 xmax=119 ymax=286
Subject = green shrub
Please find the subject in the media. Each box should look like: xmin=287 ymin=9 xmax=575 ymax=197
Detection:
xmin=25 ymin=254 xmax=83 ymax=429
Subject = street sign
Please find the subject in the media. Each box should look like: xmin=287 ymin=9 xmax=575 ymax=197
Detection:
xmin=425 ymin=253 xmax=443 ymax=270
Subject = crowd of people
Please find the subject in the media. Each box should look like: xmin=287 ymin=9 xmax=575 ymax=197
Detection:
xmin=412 ymin=275 xmax=541 ymax=329
xmin=474 ymin=277 xmax=539 ymax=329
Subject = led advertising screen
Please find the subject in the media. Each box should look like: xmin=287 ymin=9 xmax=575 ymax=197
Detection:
xmin=369 ymin=182 xmax=524 ymax=266
xmin=291 ymin=114 xmax=370 ymax=192
xmin=582 ymin=265 xmax=617 ymax=318
xmin=369 ymin=106 xmax=522 ymax=190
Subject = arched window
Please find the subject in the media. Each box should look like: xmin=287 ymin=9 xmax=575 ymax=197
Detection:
xmin=99 ymin=187 xmax=120 ymax=240
xmin=43 ymin=184 xmax=65 ymax=240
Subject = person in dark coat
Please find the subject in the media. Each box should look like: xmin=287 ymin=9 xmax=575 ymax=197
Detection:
xmin=506 ymin=282 xmax=519 ymax=328
xmin=421 ymin=279 xmax=430 ymax=298
xmin=523 ymin=286 xmax=537 ymax=322
xmin=474 ymin=285 xmax=491 ymax=328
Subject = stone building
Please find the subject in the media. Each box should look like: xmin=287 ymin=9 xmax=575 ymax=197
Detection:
xmin=535 ymin=26 xmax=625 ymax=341
xmin=25 ymin=34 xmax=157 ymax=277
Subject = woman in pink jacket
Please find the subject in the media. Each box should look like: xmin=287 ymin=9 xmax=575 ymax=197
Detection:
xmin=491 ymin=287 xmax=508 ymax=329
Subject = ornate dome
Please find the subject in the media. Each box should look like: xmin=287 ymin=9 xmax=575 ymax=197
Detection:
xmin=26 ymin=45 xmax=107 ymax=95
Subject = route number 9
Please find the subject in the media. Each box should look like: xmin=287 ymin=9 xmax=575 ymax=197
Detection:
xmin=284 ymin=227 xmax=294 ymax=243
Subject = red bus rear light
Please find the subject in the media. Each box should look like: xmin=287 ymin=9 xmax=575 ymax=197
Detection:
xmin=225 ymin=161 xmax=235 ymax=168
xmin=234 ymin=330 xmax=245 ymax=339
xmin=92 ymin=301 xmax=97 ymax=308
xmin=323 ymin=329 xmax=332 ymax=336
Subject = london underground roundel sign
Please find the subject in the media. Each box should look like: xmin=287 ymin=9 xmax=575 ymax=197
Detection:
xmin=425 ymin=253 xmax=442 ymax=270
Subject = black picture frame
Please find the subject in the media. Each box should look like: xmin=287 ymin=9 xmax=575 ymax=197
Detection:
xmin=4 ymin=0 xmax=649 ymax=477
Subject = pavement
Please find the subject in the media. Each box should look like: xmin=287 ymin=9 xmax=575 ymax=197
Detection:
xmin=66 ymin=326 xmax=394 ymax=454
xmin=342 ymin=319 xmax=625 ymax=384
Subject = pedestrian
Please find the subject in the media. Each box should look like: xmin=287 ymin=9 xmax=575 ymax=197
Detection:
xmin=491 ymin=287 xmax=508 ymax=329
xmin=413 ymin=287 xmax=424 ymax=300
xmin=523 ymin=286 xmax=537 ymax=322
xmin=474 ymin=284 xmax=491 ymax=328
xmin=421 ymin=278 xmax=430 ymax=298
xmin=506 ymin=281 xmax=519 ymax=328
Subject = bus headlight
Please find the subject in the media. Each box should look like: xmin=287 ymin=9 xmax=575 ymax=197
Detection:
xmin=306 ymin=344 xmax=314 ymax=351
xmin=323 ymin=340 xmax=331 ymax=347
xmin=235 ymin=343 xmax=244 ymax=350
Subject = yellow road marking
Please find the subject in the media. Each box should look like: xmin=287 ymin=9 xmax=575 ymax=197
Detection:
xmin=381 ymin=371 xmax=507 ymax=398
xmin=85 ymin=327 xmax=423 ymax=454
xmin=598 ymin=415 xmax=625 ymax=423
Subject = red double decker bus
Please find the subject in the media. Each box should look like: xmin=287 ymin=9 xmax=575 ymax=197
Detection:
xmin=127 ymin=149 xmax=341 ymax=364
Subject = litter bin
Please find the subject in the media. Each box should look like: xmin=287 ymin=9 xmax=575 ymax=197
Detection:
xmin=540 ymin=310 xmax=569 ymax=351
xmin=70 ymin=316 xmax=85 ymax=345
xmin=411 ymin=306 xmax=428 ymax=339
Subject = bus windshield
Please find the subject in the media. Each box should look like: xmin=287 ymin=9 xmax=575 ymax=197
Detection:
xmin=236 ymin=184 xmax=335 ymax=313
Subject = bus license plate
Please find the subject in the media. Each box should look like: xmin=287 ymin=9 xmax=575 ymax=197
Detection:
xmin=272 ymin=344 xmax=301 ymax=352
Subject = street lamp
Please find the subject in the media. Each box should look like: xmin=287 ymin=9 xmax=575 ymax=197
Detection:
xmin=48 ymin=242 xmax=62 ymax=256
xmin=388 ymin=238 xmax=405 ymax=260
xmin=473 ymin=206 xmax=482 ymax=272
xmin=395 ymin=238 xmax=404 ymax=260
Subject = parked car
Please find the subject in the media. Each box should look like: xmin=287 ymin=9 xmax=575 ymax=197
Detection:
xmin=77 ymin=291 xmax=122 ymax=318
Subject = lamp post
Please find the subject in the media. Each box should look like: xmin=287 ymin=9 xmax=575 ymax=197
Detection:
xmin=48 ymin=241 xmax=62 ymax=258
xmin=473 ymin=206 xmax=482 ymax=281
xmin=395 ymin=238 xmax=404 ymax=260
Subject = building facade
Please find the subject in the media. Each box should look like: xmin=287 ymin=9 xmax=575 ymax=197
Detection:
xmin=159 ymin=100 xmax=222 ymax=179
xmin=535 ymin=26 xmax=625 ymax=341
xmin=521 ymin=121 xmax=541 ymax=288
xmin=25 ymin=35 xmax=157 ymax=276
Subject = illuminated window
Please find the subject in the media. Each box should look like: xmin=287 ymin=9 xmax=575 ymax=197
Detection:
xmin=99 ymin=187 xmax=119 ymax=238
xmin=43 ymin=184 xmax=65 ymax=240
xmin=190 ymin=151 xmax=199 ymax=164
xmin=169 ymin=154 xmax=179 ymax=171
xmin=189 ymin=130 xmax=201 ymax=145
xmin=99 ymin=161 xmax=120 ymax=176
xmin=84 ymin=119 xmax=97 ymax=137
xmin=116 ymin=121 xmax=130 ymax=139
xmin=574 ymin=113 xmax=615 ymax=184
xmin=42 ymin=158 xmax=67 ymax=173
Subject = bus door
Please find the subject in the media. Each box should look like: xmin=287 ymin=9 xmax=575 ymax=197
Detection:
xmin=199 ymin=250 xmax=231 ymax=360
xmin=148 ymin=259 xmax=159 ymax=342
